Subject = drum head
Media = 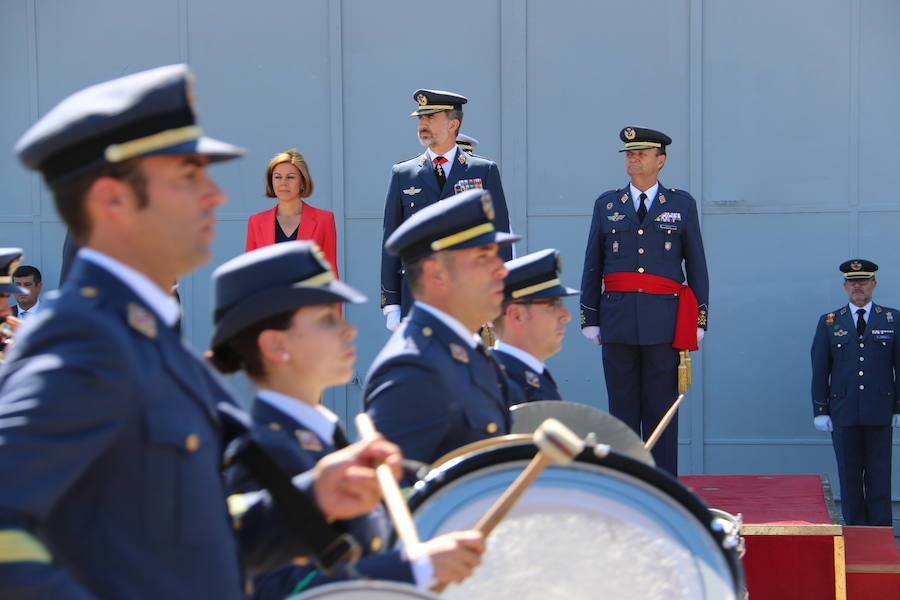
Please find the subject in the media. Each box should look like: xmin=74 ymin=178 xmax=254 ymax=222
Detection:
xmin=288 ymin=580 xmax=440 ymax=599
xmin=510 ymin=400 xmax=654 ymax=466
xmin=406 ymin=444 xmax=743 ymax=599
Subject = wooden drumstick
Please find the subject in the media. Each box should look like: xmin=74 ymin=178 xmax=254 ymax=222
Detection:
xmin=433 ymin=418 xmax=583 ymax=593
xmin=354 ymin=413 xmax=421 ymax=548
xmin=644 ymin=394 xmax=685 ymax=452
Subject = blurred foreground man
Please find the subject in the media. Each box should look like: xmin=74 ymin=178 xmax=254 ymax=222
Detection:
xmin=366 ymin=189 xmax=521 ymax=466
xmin=0 ymin=64 xmax=397 ymax=599
xmin=811 ymin=259 xmax=900 ymax=526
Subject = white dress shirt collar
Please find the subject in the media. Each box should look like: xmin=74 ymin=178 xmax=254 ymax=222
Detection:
xmin=77 ymin=248 xmax=180 ymax=327
xmin=426 ymin=145 xmax=459 ymax=175
xmin=414 ymin=301 xmax=480 ymax=348
xmin=630 ymin=181 xmax=660 ymax=213
xmin=17 ymin=299 xmax=40 ymax=318
xmin=257 ymin=389 xmax=339 ymax=445
xmin=495 ymin=341 xmax=544 ymax=374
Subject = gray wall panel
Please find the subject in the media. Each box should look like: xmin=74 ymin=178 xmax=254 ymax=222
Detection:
xmin=0 ymin=0 xmax=34 ymax=215
xmin=702 ymin=0 xmax=852 ymax=207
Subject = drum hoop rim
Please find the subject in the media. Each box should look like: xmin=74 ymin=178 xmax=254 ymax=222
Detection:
xmin=405 ymin=443 xmax=745 ymax=593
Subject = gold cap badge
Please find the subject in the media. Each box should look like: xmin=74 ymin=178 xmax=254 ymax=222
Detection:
xmin=624 ymin=127 xmax=636 ymax=140
xmin=417 ymin=94 xmax=428 ymax=106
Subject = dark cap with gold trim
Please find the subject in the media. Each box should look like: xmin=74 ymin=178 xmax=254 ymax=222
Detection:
xmin=15 ymin=64 xmax=244 ymax=186
xmin=503 ymin=249 xmax=580 ymax=301
xmin=211 ymin=241 xmax=365 ymax=348
xmin=385 ymin=189 xmax=520 ymax=263
xmin=0 ymin=248 xmax=27 ymax=294
xmin=618 ymin=126 xmax=672 ymax=152
xmin=410 ymin=89 xmax=468 ymax=117
xmin=456 ymin=133 xmax=479 ymax=154
xmin=840 ymin=259 xmax=878 ymax=280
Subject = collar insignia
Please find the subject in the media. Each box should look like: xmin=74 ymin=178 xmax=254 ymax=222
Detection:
xmin=127 ymin=302 xmax=157 ymax=339
xmin=458 ymin=153 xmax=466 ymax=164
xmin=839 ymin=307 xmax=848 ymax=315
xmin=658 ymin=193 xmax=666 ymax=204
xmin=874 ymin=305 xmax=882 ymax=313
xmin=525 ymin=370 xmax=541 ymax=388
xmin=620 ymin=193 xmax=628 ymax=204
xmin=888 ymin=312 xmax=894 ymax=323
xmin=449 ymin=343 xmax=469 ymax=364
xmin=295 ymin=430 xmax=323 ymax=452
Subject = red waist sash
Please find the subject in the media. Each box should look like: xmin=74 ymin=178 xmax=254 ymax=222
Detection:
xmin=603 ymin=272 xmax=699 ymax=351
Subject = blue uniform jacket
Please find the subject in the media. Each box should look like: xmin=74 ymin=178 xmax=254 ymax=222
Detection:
xmin=579 ymin=183 xmax=709 ymax=345
xmin=810 ymin=304 xmax=900 ymax=426
xmin=0 ymin=258 xmax=302 ymax=599
xmin=226 ymin=399 xmax=414 ymax=599
xmin=364 ymin=306 xmax=513 ymax=464
xmin=380 ymin=148 xmax=512 ymax=312
xmin=494 ymin=348 xmax=562 ymax=404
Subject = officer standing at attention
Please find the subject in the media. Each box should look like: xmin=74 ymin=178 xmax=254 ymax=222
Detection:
xmin=493 ymin=249 xmax=580 ymax=403
xmin=381 ymin=90 xmax=513 ymax=330
xmin=0 ymin=64 xmax=399 ymax=599
xmin=366 ymin=189 xmax=521 ymax=465
xmin=811 ymin=260 xmax=900 ymax=526
xmin=579 ymin=127 xmax=709 ymax=476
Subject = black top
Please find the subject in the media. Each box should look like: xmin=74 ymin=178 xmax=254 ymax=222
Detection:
xmin=274 ymin=221 xmax=299 ymax=243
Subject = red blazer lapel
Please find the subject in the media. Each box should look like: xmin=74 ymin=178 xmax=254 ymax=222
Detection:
xmin=297 ymin=201 xmax=319 ymax=241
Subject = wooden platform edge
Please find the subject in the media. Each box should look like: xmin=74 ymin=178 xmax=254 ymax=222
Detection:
xmin=834 ymin=535 xmax=846 ymax=600
xmin=743 ymin=524 xmax=843 ymax=536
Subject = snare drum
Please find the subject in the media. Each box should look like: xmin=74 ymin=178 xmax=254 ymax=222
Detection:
xmin=407 ymin=442 xmax=745 ymax=599
xmin=288 ymin=580 xmax=440 ymax=599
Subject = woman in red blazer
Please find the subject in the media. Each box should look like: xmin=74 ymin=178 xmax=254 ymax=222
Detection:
xmin=245 ymin=149 xmax=338 ymax=277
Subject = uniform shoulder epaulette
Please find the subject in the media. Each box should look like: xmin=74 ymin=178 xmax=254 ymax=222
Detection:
xmin=395 ymin=154 xmax=425 ymax=167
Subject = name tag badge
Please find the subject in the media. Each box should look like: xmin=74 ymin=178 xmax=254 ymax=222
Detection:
xmin=657 ymin=223 xmax=679 ymax=231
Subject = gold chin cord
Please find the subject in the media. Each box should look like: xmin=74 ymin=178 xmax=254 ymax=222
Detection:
xmin=678 ymin=350 xmax=692 ymax=394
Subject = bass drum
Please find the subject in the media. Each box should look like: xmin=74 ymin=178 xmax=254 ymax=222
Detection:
xmin=406 ymin=442 xmax=745 ymax=600
xmin=288 ymin=580 xmax=440 ymax=599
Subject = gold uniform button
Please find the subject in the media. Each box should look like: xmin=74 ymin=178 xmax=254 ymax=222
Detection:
xmin=638 ymin=229 xmax=644 ymax=235
xmin=858 ymin=370 xmax=864 ymax=376
xmin=185 ymin=434 xmax=200 ymax=452
xmin=268 ymin=422 xmax=282 ymax=431
xmin=80 ymin=286 xmax=98 ymax=298
xmin=486 ymin=422 xmax=498 ymax=434
xmin=245 ymin=581 xmax=255 ymax=596
xmin=422 ymin=327 xmax=433 ymax=337
xmin=859 ymin=384 xmax=865 ymax=390
xmin=370 ymin=536 xmax=383 ymax=551
xmin=292 ymin=556 xmax=309 ymax=566
xmin=638 ymin=248 xmax=644 ymax=254
xmin=638 ymin=267 xmax=645 ymax=273
xmin=837 ymin=344 xmax=842 ymax=348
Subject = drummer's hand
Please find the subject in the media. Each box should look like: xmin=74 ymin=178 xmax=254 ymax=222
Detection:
xmin=412 ymin=530 xmax=485 ymax=587
xmin=312 ymin=437 xmax=403 ymax=520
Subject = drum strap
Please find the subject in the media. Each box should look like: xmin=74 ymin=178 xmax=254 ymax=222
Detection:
xmin=218 ymin=403 xmax=362 ymax=574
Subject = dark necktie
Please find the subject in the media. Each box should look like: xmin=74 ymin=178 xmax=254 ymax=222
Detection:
xmin=332 ymin=423 xmax=350 ymax=449
xmin=433 ymin=156 xmax=447 ymax=189
xmin=856 ymin=308 xmax=866 ymax=338
xmin=637 ymin=192 xmax=648 ymax=222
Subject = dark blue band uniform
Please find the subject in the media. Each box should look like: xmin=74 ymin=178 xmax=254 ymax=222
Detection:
xmin=811 ymin=259 xmax=898 ymax=526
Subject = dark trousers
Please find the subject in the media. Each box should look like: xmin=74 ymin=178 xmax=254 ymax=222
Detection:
xmin=831 ymin=425 xmax=892 ymax=526
xmin=602 ymin=343 xmax=679 ymax=475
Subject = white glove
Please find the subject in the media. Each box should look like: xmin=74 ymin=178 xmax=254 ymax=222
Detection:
xmin=582 ymin=326 xmax=601 ymax=345
xmin=893 ymin=414 xmax=900 ymax=428
xmin=696 ymin=328 xmax=705 ymax=346
xmin=814 ymin=415 xmax=833 ymax=433
xmin=384 ymin=305 xmax=401 ymax=332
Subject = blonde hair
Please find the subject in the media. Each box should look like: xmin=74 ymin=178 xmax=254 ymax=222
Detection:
xmin=264 ymin=149 xmax=314 ymax=199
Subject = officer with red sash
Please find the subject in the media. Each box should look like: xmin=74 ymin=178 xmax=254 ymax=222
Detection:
xmin=579 ymin=126 xmax=709 ymax=475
